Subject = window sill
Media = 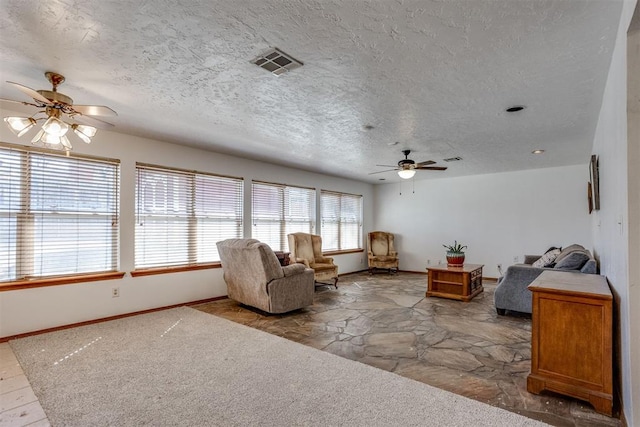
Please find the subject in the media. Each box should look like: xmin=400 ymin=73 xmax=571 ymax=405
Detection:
xmin=323 ymin=249 xmax=364 ymax=256
xmin=0 ymin=271 xmax=126 ymax=292
xmin=131 ymin=263 xmax=221 ymax=277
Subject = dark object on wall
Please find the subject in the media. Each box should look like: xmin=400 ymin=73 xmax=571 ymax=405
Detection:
xmin=588 ymin=182 xmax=593 ymax=214
xmin=590 ymin=155 xmax=600 ymax=210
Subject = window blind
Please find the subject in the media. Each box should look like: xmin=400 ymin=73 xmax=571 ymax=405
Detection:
xmin=135 ymin=164 xmax=243 ymax=269
xmin=321 ymin=191 xmax=362 ymax=251
xmin=0 ymin=145 xmax=120 ymax=282
xmin=251 ymin=181 xmax=315 ymax=252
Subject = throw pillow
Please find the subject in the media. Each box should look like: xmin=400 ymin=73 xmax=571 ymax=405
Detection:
xmin=554 ymin=244 xmax=586 ymax=264
xmin=532 ymin=248 xmax=561 ymax=268
xmin=554 ymin=250 xmax=590 ymax=270
xmin=543 ymin=246 xmax=561 ymax=254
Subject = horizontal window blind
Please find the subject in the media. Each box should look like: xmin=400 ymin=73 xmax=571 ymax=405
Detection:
xmin=0 ymin=145 xmax=119 ymax=282
xmin=321 ymin=191 xmax=362 ymax=251
xmin=135 ymin=165 xmax=243 ymax=268
xmin=252 ymin=181 xmax=315 ymax=252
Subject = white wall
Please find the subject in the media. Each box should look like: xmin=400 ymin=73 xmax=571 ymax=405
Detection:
xmin=373 ymin=165 xmax=592 ymax=278
xmin=591 ymin=0 xmax=638 ymax=423
xmin=628 ymin=12 xmax=640 ymax=426
xmin=0 ymin=122 xmax=373 ymax=338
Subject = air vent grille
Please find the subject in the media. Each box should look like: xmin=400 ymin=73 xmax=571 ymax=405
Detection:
xmin=252 ymin=48 xmax=303 ymax=76
xmin=443 ymin=156 xmax=462 ymax=162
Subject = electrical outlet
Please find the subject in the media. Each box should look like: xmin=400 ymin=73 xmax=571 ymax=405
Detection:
xmin=513 ymin=256 xmax=519 ymax=263
xmin=427 ymin=259 xmax=431 ymax=265
xmin=497 ymin=263 xmax=502 ymax=270
xmin=112 ymin=287 xmax=120 ymax=298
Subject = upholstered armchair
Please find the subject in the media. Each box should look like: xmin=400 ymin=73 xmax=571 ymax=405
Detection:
xmin=216 ymin=239 xmax=315 ymax=313
xmin=287 ymin=232 xmax=339 ymax=288
xmin=367 ymin=231 xmax=399 ymax=274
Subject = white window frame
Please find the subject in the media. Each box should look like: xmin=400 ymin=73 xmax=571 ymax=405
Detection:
xmin=251 ymin=181 xmax=316 ymax=252
xmin=0 ymin=143 xmax=120 ymax=283
xmin=135 ymin=164 xmax=243 ymax=269
xmin=320 ymin=190 xmax=363 ymax=252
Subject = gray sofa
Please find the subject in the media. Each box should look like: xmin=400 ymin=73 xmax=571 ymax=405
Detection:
xmin=216 ymin=239 xmax=315 ymax=314
xmin=494 ymin=244 xmax=597 ymax=315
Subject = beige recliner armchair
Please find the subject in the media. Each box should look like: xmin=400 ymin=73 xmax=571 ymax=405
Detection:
xmin=368 ymin=231 xmax=399 ymax=274
xmin=216 ymin=239 xmax=315 ymax=313
xmin=287 ymin=232 xmax=339 ymax=288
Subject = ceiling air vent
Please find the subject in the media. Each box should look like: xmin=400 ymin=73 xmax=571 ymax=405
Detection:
xmin=252 ymin=48 xmax=303 ymax=76
xmin=443 ymin=156 xmax=462 ymax=162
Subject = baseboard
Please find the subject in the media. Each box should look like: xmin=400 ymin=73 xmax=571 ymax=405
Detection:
xmin=620 ymin=408 xmax=627 ymax=427
xmin=483 ymin=276 xmax=499 ymax=283
xmin=1 ymin=273 xmax=500 ymax=342
xmin=338 ymin=269 xmax=368 ymax=276
xmin=0 ymin=295 xmax=228 ymax=343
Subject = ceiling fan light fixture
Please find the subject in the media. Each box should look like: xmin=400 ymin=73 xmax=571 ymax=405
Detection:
xmin=31 ymin=129 xmax=72 ymax=150
xmin=60 ymin=135 xmax=72 ymax=150
xmin=31 ymin=128 xmax=45 ymax=144
xmin=37 ymin=132 xmax=62 ymax=146
xmin=3 ymin=72 xmax=115 ymax=153
xmin=72 ymin=124 xmax=97 ymax=143
xmin=42 ymin=116 xmax=69 ymax=137
xmin=4 ymin=117 xmax=36 ymax=137
xmin=398 ymin=169 xmax=416 ymax=179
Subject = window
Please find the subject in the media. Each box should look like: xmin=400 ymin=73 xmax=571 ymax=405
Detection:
xmin=321 ymin=191 xmax=363 ymax=251
xmin=0 ymin=144 xmax=120 ymax=283
xmin=252 ymin=181 xmax=315 ymax=251
xmin=135 ymin=164 xmax=243 ymax=269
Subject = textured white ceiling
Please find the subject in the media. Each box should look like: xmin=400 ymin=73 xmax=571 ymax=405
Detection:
xmin=0 ymin=0 xmax=624 ymax=183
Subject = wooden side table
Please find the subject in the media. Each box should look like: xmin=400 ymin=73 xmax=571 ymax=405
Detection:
xmin=426 ymin=264 xmax=484 ymax=302
xmin=527 ymin=270 xmax=613 ymax=416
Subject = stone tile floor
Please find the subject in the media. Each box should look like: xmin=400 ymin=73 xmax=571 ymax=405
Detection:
xmin=195 ymin=272 xmax=621 ymax=427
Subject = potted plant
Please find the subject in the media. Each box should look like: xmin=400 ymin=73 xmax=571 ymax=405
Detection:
xmin=443 ymin=241 xmax=467 ymax=267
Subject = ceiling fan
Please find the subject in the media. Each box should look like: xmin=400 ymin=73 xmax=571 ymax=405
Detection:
xmin=1 ymin=71 xmax=117 ymax=151
xmin=370 ymin=149 xmax=448 ymax=179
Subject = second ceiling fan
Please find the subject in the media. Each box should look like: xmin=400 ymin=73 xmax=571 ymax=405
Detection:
xmin=370 ymin=149 xmax=447 ymax=179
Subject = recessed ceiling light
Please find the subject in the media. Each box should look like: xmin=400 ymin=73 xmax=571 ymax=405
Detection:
xmin=363 ymin=124 xmax=375 ymax=130
xmin=443 ymin=156 xmax=462 ymax=162
xmin=379 ymin=178 xmax=386 ymax=181
xmin=532 ymin=149 xmax=545 ymax=154
xmin=506 ymin=106 xmax=525 ymax=112
xmin=387 ymin=141 xmax=399 ymax=146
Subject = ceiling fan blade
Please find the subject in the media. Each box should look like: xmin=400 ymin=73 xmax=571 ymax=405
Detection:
xmin=375 ymin=164 xmax=398 ymax=168
xmin=368 ymin=169 xmax=398 ymax=175
xmin=73 ymin=114 xmax=115 ymax=129
xmin=0 ymin=97 xmax=40 ymax=108
xmin=415 ymin=160 xmax=436 ymax=167
xmin=72 ymin=105 xmax=118 ymax=117
xmin=7 ymin=81 xmax=51 ymax=104
xmin=415 ymin=166 xmax=448 ymax=171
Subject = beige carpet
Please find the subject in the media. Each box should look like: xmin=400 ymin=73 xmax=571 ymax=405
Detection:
xmin=10 ymin=307 xmax=547 ymax=426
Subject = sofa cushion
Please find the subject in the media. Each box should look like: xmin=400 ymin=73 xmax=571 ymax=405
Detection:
xmin=554 ymin=250 xmax=590 ymax=270
xmin=532 ymin=248 xmax=561 ymax=268
xmin=554 ymin=244 xmax=586 ymax=264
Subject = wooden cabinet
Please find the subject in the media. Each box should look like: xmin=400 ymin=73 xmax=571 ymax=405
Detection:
xmin=527 ymin=271 xmax=613 ymax=416
xmin=426 ymin=264 xmax=483 ymax=302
